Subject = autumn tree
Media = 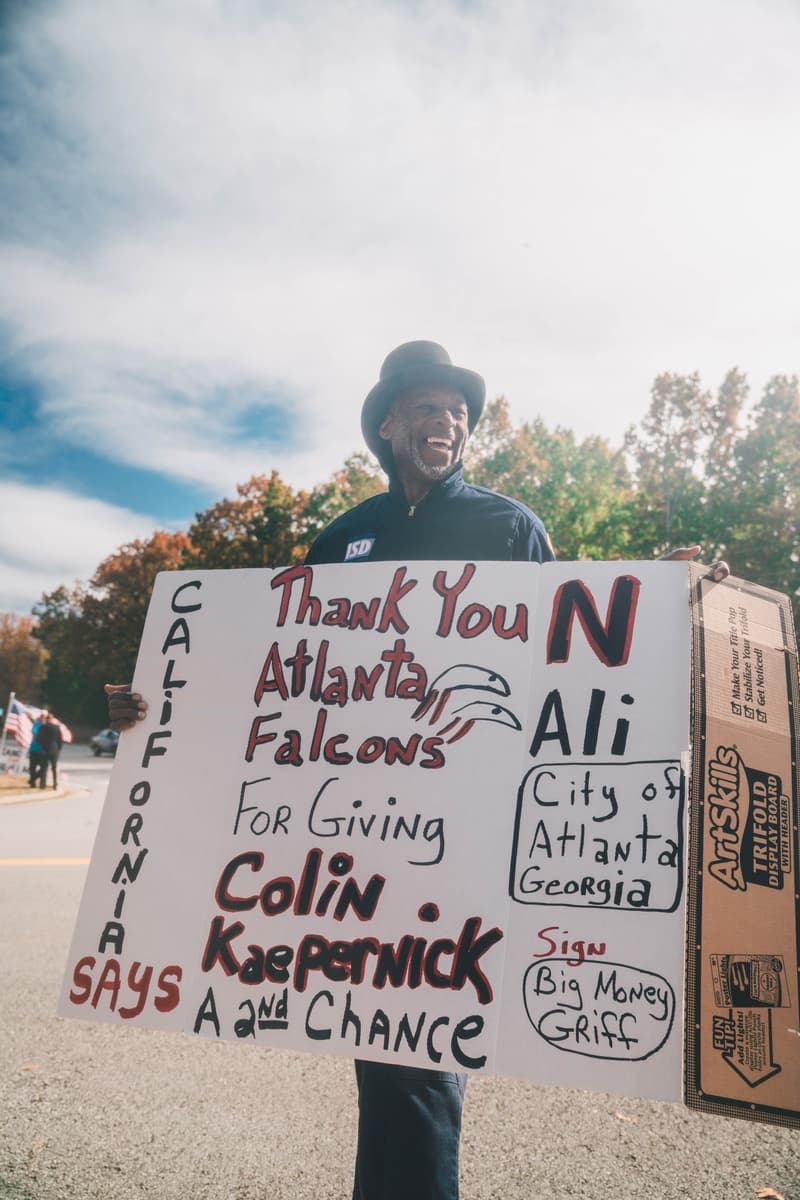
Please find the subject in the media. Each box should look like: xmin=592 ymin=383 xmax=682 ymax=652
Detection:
xmin=0 ymin=613 xmax=48 ymax=708
xmin=302 ymin=454 xmax=384 ymax=549
xmin=183 ymin=461 xmax=385 ymax=570
xmin=34 ymin=530 xmax=190 ymax=726
xmin=183 ymin=473 xmax=312 ymax=569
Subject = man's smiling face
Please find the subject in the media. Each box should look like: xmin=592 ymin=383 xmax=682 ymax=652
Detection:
xmin=379 ymin=385 xmax=470 ymax=502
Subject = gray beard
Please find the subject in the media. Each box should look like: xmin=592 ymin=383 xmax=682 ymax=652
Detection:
xmin=408 ymin=442 xmax=453 ymax=480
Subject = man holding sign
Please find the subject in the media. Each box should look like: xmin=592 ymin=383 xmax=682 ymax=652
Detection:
xmin=108 ymin=341 xmax=725 ymax=1200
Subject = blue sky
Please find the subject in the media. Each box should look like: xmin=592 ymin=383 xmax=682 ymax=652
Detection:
xmin=1 ymin=0 xmax=799 ymax=612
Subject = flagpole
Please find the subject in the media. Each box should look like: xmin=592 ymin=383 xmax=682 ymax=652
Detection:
xmin=0 ymin=691 xmax=14 ymax=767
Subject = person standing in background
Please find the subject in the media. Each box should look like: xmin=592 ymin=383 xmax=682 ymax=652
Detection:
xmin=27 ymin=710 xmax=45 ymax=787
xmin=36 ymin=712 xmax=63 ymax=788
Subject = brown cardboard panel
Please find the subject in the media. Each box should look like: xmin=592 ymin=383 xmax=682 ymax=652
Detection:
xmin=686 ymin=569 xmax=800 ymax=1127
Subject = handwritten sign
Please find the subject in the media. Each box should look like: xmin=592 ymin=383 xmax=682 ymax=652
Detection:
xmin=59 ymin=561 xmax=692 ymax=1101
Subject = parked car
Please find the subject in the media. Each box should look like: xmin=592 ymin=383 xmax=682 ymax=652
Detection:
xmin=90 ymin=728 xmax=119 ymax=756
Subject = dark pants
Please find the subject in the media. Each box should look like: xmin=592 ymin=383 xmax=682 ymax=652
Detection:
xmin=40 ymin=750 xmax=59 ymax=788
xmin=352 ymin=1061 xmax=467 ymax=1200
xmin=28 ymin=750 xmax=42 ymax=787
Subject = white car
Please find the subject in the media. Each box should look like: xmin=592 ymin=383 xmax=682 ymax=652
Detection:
xmin=89 ymin=728 xmax=119 ymax=756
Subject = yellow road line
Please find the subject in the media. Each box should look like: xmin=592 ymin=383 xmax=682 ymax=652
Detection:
xmin=0 ymin=857 xmax=90 ymax=866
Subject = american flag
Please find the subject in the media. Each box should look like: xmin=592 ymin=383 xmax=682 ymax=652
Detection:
xmin=6 ymin=698 xmax=35 ymax=749
xmin=4 ymin=698 xmax=73 ymax=749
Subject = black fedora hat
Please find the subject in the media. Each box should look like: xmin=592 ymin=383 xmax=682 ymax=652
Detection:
xmin=361 ymin=341 xmax=486 ymax=468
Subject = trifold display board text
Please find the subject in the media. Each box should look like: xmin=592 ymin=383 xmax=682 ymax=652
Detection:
xmin=60 ymin=561 xmax=691 ymax=1102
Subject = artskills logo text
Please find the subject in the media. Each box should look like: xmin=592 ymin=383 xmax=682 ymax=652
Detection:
xmin=707 ymin=746 xmax=746 ymax=890
xmin=706 ymin=746 xmax=789 ymax=892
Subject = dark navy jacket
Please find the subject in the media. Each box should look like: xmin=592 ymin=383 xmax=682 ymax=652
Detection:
xmin=305 ymin=465 xmax=554 ymax=565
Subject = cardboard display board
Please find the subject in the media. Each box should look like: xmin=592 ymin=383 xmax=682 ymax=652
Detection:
xmin=686 ymin=569 xmax=800 ymax=1128
xmin=59 ymin=560 xmax=795 ymax=1120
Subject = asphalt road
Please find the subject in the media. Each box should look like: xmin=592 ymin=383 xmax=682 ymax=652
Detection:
xmin=1 ymin=744 xmax=798 ymax=1200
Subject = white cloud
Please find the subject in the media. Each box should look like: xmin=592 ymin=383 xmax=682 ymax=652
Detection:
xmin=1 ymin=0 xmax=799 ymax=608
xmin=0 ymin=482 xmax=159 ymax=613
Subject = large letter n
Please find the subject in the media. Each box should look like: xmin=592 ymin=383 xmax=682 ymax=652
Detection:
xmin=546 ymin=575 xmax=640 ymax=666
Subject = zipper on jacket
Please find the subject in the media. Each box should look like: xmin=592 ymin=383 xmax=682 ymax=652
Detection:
xmin=408 ymin=505 xmax=416 ymax=517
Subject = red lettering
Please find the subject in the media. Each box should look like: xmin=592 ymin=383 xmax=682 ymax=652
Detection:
xmin=253 ymin=643 xmax=288 ymax=703
xmin=92 ymin=959 xmax=122 ymax=1011
xmin=457 ymin=603 xmax=491 ymax=638
xmin=69 ymin=955 xmax=95 ymax=1004
xmin=381 ymin=639 xmax=414 ymax=696
xmin=434 ymin=563 xmax=477 ymax=636
xmin=377 ymin=568 xmax=417 ymax=634
xmin=154 ymin=965 xmax=182 ymax=1012
xmin=270 ymin=566 xmax=321 ymax=626
xmin=118 ymin=962 xmax=153 ymax=1019
xmin=245 ymin=713 xmax=281 ymax=762
xmin=493 ymin=603 xmax=528 ymax=641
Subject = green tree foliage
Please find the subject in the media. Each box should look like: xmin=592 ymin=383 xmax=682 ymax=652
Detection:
xmin=0 ymin=613 xmax=48 ymax=707
xmin=624 ymin=372 xmax=713 ymax=556
xmin=710 ymin=375 xmax=800 ymax=603
xmin=303 ymin=454 xmax=384 ymax=548
xmin=467 ymin=399 xmax=635 ymax=560
xmin=704 ymin=368 xmax=750 ymax=476
xmin=30 ymin=586 xmax=98 ymax=726
xmin=183 ymin=473 xmax=309 ymax=569
xmin=34 ymin=531 xmax=190 ymax=726
xmin=623 ymin=369 xmax=799 ymax=623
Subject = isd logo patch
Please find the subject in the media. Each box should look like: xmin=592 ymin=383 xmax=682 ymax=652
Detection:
xmin=344 ymin=536 xmax=375 ymax=561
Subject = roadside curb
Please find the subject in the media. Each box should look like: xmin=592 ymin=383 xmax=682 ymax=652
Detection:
xmin=0 ymin=784 xmax=85 ymax=808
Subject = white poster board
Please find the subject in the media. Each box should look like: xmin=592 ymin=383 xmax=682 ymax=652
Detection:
xmin=59 ymin=561 xmax=689 ymax=1100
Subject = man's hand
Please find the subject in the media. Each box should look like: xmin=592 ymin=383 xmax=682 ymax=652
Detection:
xmin=104 ymin=683 xmax=148 ymax=732
xmin=660 ymin=545 xmax=730 ymax=582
